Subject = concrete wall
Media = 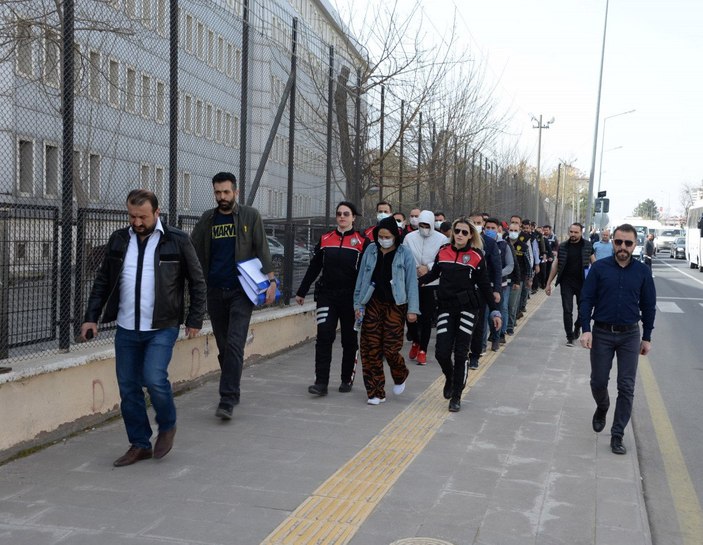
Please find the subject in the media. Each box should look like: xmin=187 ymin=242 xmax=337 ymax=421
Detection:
xmin=0 ymin=303 xmax=316 ymax=462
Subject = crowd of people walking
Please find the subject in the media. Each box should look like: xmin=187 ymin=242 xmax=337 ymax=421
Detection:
xmin=80 ymin=181 xmax=655 ymax=465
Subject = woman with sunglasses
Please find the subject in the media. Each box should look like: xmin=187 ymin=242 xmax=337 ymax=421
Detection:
xmin=296 ymin=201 xmax=369 ymax=396
xmin=419 ymin=218 xmax=502 ymax=412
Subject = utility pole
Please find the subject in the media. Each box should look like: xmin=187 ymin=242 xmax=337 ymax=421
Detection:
xmin=532 ymin=114 xmax=554 ymax=224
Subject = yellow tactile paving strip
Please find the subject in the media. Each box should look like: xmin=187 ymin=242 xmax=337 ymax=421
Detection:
xmin=261 ymin=292 xmax=546 ymax=545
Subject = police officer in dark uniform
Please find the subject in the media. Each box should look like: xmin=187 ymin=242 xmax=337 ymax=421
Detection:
xmin=296 ymin=201 xmax=369 ymax=396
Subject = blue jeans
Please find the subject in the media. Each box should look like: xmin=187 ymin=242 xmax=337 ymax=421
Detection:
xmin=207 ymin=286 xmax=254 ymax=405
xmin=507 ymin=281 xmax=523 ymax=332
xmin=500 ymin=284 xmax=511 ymax=335
xmin=589 ymin=326 xmax=640 ymax=438
xmin=115 ymin=326 xmax=179 ymax=449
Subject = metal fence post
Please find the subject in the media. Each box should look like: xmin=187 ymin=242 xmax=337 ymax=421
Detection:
xmin=325 ymin=46 xmax=334 ymax=227
xmin=353 ymin=67 xmax=362 ymax=209
xmin=379 ymin=84 xmax=384 ymax=199
xmin=0 ymin=210 xmax=9 ymax=360
xmin=283 ymin=18 xmax=298 ymax=305
xmin=60 ymin=0 xmax=75 ymax=352
xmin=398 ymin=100 xmax=404 ymax=211
xmin=416 ymin=111 xmax=422 ymax=205
xmin=239 ymin=0 xmax=250 ymax=205
xmin=168 ymin=0 xmax=179 ymax=226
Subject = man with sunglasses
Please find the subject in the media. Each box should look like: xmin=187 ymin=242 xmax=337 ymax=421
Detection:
xmin=578 ymin=224 xmax=656 ymax=455
xmin=545 ymin=223 xmax=593 ymax=346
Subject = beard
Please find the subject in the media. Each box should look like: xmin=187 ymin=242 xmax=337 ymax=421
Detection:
xmin=615 ymin=249 xmax=632 ymax=262
xmin=133 ymin=223 xmax=156 ymax=236
xmin=217 ymin=198 xmax=235 ymax=212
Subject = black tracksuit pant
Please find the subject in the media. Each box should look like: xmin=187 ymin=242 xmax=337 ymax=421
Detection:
xmin=314 ymin=289 xmax=357 ymax=386
xmin=435 ymin=307 xmax=478 ymax=398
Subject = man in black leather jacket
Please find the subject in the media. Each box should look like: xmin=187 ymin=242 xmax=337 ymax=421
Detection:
xmin=81 ymin=190 xmax=206 ymax=467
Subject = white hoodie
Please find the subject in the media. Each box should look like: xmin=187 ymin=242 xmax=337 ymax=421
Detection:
xmin=402 ymin=210 xmax=447 ymax=286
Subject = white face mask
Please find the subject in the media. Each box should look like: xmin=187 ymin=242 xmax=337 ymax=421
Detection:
xmin=419 ymin=227 xmax=431 ymax=238
xmin=378 ymin=238 xmax=394 ymax=249
xmin=508 ymin=231 xmax=519 ymax=240
xmin=409 ymin=217 xmax=420 ymax=228
xmin=474 ymin=225 xmax=483 ymax=233
xmin=396 ymin=220 xmax=405 ymax=229
xmin=377 ymin=212 xmax=391 ymax=222
xmin=434 ymin=221 xmax=442 ymax=230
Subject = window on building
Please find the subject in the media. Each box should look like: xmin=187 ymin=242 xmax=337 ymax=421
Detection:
xmin=16 ymin=20 xmax=33 ymax=78
xmin=89 ymin=50 xmax=101 ymax=101
xmin=235 ymin=48 xmax=242 ymax=82
xmin=180 ymin=172 xmax=191 ymax=209
xmin=196 ymin=22 xmax=204 ymax=60
xmin=217 ymin=36 xmax=224 ymax=72
xmin=185 ymin=13 xmax=193 ymax=52
xmin=43 ymin=28 xmax=60 ymax=87
xmin=216 ymin=108 xmax=222 ymax=143
xmin=44 ymin=143 xmax=59 ymax=197
xmin=184 ymin=94 xmax=192 ymax=132
xmin=195 ymin=98 xmax=203 ymax=136
xmin=89 ymin=153 xmax=100 ymax=200
xmin=207 ymin=30 xmax=215 ymax=67
xmin=18 ymin=139 xmax=34 ymax=194
xmin=126 ymin=0 xmax=137 ymax=19
xmin=142 ymin=0 xmax=152 ymax=27
xmin=233 ymin=115 xmax=240 ymax=148
xmin=16 ymin=243 xmax=27 ymax=261
xmin=156 ymin=0 xmax=167 ymax=36
xmin=224 ymin=112 xmax=231 ymax=146
xmin=154 ymin=166 xmax=164 ymax=203
xmin=73 ymin=42 xmax=83 ymax=95
xmin=73 ymin=150 xmax=81 ymax=198
xmin=108 ymin=58 xmax=120 ymax=107
xmin=126 ymin=66 xmax=137 ymax=112
xmin=226 ymin=43 xmax=233 ymax=77
xmin=42 ymin=242 xmax=51 ymax=259
xmin=205 ymin=103 xmax=213 ymax=140
xmin=140 ymin=164 xmax=150 ymax=189
xmin=156 ymin=80 xmax=165 ymax=122
xmin=141 ymin=73 xmax=151 ymax=117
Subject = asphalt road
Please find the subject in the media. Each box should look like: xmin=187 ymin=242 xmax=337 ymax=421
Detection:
xmin=633 ymin=254 xmax=703 ymax=545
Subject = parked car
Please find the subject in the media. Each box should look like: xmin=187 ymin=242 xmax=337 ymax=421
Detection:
xmin=655 ymin=228 xmax=683 ymax=253
xmin=266 ymin=235 xmax=311 ymax=267
xmin=670 ymin=236 xmax=686 ymax=259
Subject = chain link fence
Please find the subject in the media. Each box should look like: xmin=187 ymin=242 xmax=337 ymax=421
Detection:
xmin=0 ymin=0 xmax=574 ymax=365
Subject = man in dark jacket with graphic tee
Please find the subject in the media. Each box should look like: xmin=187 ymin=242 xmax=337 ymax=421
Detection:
xmin=190 ymin=172 xmax=276 ymax=421
xmin=545 ymin=223 xmax=593 ymax=346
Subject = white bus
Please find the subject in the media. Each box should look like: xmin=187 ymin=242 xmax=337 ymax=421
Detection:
xmin=686 ymin=199 xmax=703 ymax=271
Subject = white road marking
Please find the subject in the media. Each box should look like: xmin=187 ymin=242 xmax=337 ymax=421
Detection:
xmin=658 ymin=259 xmax=703 ymax=287
xmin=656 ymin=302 xmax=684 ymax=313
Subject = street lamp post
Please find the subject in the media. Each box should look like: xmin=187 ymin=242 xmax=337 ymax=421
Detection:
xmin=532 ymin=114 xmax=554 ymax=224
xmin=597 ymin=109 xmax=635 ymax=194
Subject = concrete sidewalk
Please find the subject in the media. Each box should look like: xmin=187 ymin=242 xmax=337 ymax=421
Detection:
xmin=0 ymin=292 xmax=651 ymax=545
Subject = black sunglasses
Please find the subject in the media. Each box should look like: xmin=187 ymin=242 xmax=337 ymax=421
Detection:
xmin=336 ymin=211 xmax=352 ymax=217
xmin=613 ymin=239 xmax=635 ymax=247
xmin=454 ymin=228 xmax=471 ymax=236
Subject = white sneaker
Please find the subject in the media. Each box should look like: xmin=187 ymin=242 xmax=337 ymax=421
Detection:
xmin=392 ymin=382 xmax=406 ymax=395
xmin=367 ymin=397 xmax=386 ymax=405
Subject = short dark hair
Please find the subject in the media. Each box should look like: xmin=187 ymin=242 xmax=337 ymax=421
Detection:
xmin=439 ymin=220 xmax=452 ymax=233
xmin=393 ymin=211 xmax=406 ymax=220
xmin=126 ymin=189 xmax=158 ymax=211
xmin=376 ymin=200 xmax=392 ymax=212
xmin=212 ymin=171 xmax=237 ymax=187
xmin=614 ymin=223 xmax=637 ymax=238
xmin=336 ymin=201 xmax=359 ymax=216
xmin=434 ymin=211 xmax=446 ymax=217
xmin=521 ymin=218 xmax=531 ymax=225
xmin=543 ymin=224 xmax=552 ymax=229
xmin=511 ymin=214 xmax=522 ymax=222
xmin=484 ymin=217 xmax=500 ymax=227
xmin=571 ymin=223 xmax=584 ymax=231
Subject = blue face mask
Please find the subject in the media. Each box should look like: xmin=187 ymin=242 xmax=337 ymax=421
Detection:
xmin=484 ymin=229 xmax=498 ymax=239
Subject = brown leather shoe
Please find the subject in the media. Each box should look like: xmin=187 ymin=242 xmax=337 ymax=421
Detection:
xmin=153 ymin=427 xmax=176 ymax=459
xmin=113 ymin=446 xmax=153 ymax=467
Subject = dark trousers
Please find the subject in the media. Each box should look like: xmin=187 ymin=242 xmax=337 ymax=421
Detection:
xmin=314 ymin=290 xmax=357 ymax=386
xmin=207 ymin=286 xmax=254 ymax=405
xmin=435 ymin=308 xmax=476 ymax=397
xmin=469 ymin=303 xmax=487 ymax=358
xmin=589 ymin=327 xmax=641 ymax=438
xmin=407 ymin=286 xmax=436 ymax=351
xmin=559 ymin=281 xmax=582 ymax=339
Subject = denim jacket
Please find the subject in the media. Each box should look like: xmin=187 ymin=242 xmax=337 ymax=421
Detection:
xmin=353 ymin=244 xmax=420 ymax=315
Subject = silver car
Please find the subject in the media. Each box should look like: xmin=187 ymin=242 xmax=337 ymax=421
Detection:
xmin=670 ymin=237 xmax=686 ymax=259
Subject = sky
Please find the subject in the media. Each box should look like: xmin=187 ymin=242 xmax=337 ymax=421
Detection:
xmin=336 ymin=0 xmax=703 ymax=224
